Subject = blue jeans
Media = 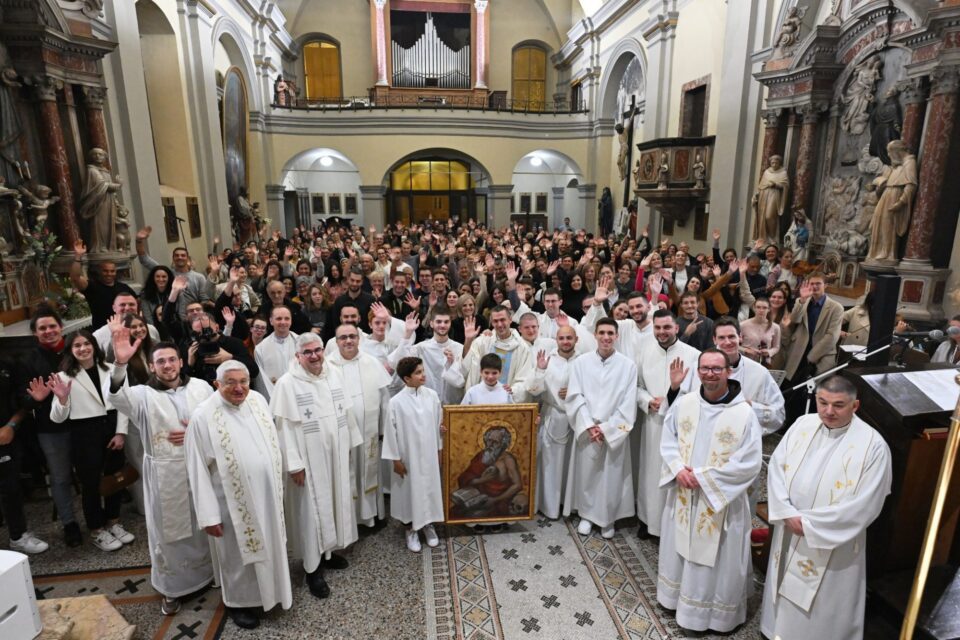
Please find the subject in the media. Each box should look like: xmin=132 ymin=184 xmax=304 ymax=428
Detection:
xmin=36 ymin=432 xmax=76 ymax=526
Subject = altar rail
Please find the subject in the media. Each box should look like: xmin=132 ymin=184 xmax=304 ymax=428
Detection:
xmin=271 ymin=94 xmax=587 ymax=115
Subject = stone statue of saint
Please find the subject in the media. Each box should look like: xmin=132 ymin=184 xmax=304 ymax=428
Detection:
xmin=656 ymin=152 xmax=669 ymax=190
xmin=77 ymin=148 xmax=122 ymax=254
xmin=866 ymin=140 xmax=916 ymax=263
xmin=841 ymin=57 xmax=882 ymax=135
xmin=615 ymin=121 xmax=630 ymax=183
xmin=783 ymin=209 xmax=811 ymax=262
xmin=773 ymin=7 xmax=803 ymax=58
xmin=751 ymin=155 xmax=789 ymax=245
xmin=0 ymin=42 xmax=24 ymax=187
xmin=869 ymin=86 xmax=902 ymax=165
xmin=692 ymin=153 xmax=706 ymax=189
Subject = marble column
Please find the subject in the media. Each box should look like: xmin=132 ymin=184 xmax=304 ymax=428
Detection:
xmin=81 ymin=85 xmax=111 ymax=168
xmin=789 ymin=102 xmax=825 ymax=214
xmin=551 ymin=186 xmax=565 ymax=229
xmin=577 ymin=183 xmax=597 ymax=234
xmin=759 ymin=109 xmax=781 ymax=175
xmin=486 ymin=184 xmax=513 ymax=229
xmin=33 ymin=75 xmax=80 ymax=248
xmin=903 ymin=67 xmax=959 ymax=265
xmin=373 ymin=0 xmax=389 ymax=87
xmin=359 ymin=185 xmax=387 ymax=229
xmin=265 ymin=184 xmax=286 ymax=235
xmin=473 ymin=1 xmax=488 ymax=89
xmin=898 ymin=78 xmax=928 ymax=156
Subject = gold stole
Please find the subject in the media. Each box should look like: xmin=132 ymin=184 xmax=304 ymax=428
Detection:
xmin=772 ymin=416 xmax=875 ymax=611
xmin=209 ymin=397 xmax=285 ymax=566
xmin=673 ymin=393 xmax=751 ymax=567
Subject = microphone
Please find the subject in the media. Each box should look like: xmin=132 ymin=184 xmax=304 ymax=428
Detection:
xmin=893 ymin=329 xmax=946 ymax=341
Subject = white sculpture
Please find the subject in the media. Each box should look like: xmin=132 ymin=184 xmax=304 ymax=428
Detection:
xmin=841 ymin=57 xmax=883 ymax=135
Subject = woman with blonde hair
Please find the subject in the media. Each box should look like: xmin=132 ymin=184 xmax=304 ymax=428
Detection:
xmin=451 ymin=293 xmax=487 ymax=344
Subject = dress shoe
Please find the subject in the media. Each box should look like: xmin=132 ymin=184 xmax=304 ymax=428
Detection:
xmin=63 ymin=522 xmax=82 ymax=548
xmin=577 ymin=518 xmax=592 ymax=536
xmin=601 ymin=525 xmax=615 ymax=539
xmin=227 ymin=606 xmax=260 ymax=630
xmin=406 ymin=528 xmax=422 ymax=553
xmin=637 ymin=522 xmax=651 ymax=540
xmin=423 ymin=525 xmax=440 ymax=548
xmin=306 ymin=568 xmax=330 ymax=599
xmin=321 ymin=552 xmax=349 ymax=570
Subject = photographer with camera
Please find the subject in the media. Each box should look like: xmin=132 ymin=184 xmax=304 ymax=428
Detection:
xmin=182 ymin=312 xmax=258 ymax=387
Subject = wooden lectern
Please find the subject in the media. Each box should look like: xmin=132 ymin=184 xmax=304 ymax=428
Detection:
xmin=844 ymin=363 xmax=960 ymax=638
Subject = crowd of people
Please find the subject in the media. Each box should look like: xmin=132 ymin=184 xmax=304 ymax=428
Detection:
xmin=2 ymin=216 xmax=956 ymax=635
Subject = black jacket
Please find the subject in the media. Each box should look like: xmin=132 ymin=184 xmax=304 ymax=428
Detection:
xmin=16 ymin=344 xmax=67 ymax=434
xmin=179 ymin=333 xmax=259 ymax=386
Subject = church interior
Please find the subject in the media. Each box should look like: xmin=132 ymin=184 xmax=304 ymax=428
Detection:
xmin=0 ymin=0 xmax=959 ymax=639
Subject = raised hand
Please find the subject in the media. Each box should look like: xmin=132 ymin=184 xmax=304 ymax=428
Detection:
xmin=73 ymin=239 xmax=87 ymax=257
xmin=648 ymin=272 xmax=663 ymax=297
xmin=404 ymin=291 xmax=421 ymax=310
xmin=221 ymin=306 xmax=236 ymax=326
xmin=207 ymin=254 xmax=220 ymax=273
xmin=48 ymin=374 xmax=72 ymax=404
xmin=371 ymin=301 xmax=391 ymax=320
xmin=171 ymin=275 xmax=189 ymax=294
xmin=107 ymin=313 xmax=124 ymax=337
xmin=536 ymin=349 xmax=549 ymax=370
xmin=27 ymin=376 xmax=51 ymax=402
xmin=404 ymin=310 xmax=420 ymax=336
xmin=556 ymin=312 xmax=570 ymax=327
xmin=683 ymin=318 xmax=702 ymax=337
xmin=546 ymin=260 xmax=560 ymax=275
xmin=712 ymin=265 xmax=722 ymax=278
xmin=669 ymin=357 xmax=689 ymax=389
xmin=712 ymin=228 xmax=721 ymax=242
xmin=505 ymin=261 xmax=518 ymax=282
xmin=463 ymin=315 xmax=479 ymax=341
xmin=443 ymin=348 xmax=454 ymax=366
xmin=112 ymin=324 xmax=142 ymax=365
xmin=798 ymin=280 xmax=813 ymax=301
xmin=594 ymin=275 xmax=611 ymax=303
xmin=228 ymin=266 xmax=241 ymax=284
xmin=737 ymin=258 xmax=749 ymax=273
xmin=136 ymin=226 xmax=152 ymax=241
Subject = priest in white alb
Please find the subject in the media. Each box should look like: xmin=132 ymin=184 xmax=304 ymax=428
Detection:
xmin=461 ymin=306 xmax=534 ymax=402
xmin=272 ymin=333 xmax=362 ymax=600
xmin=636 ymin=309 xmax=700 ymax=537
xmin=563 ymin=318 xmax=638 ymax=539
xmin=185 ymin=361 xmax=292 ymax=630
xmin=399 ymin=308 xmax=465 ymax=404
xmin=528 ymin=325 xmax=579 ymax=520
xmin=760 ymin=375 xmax=891 ymax=640
xmin=107 ymin=330 xmax=213 ymax=618
xmin=253 ymin=305 xmax=297 ymax=401
xmin=657 ymin=349 xmax=762 ymax=633
xmin=583 ymin=283 xmax=653 ymax=362
xmin=326 ymin=322 xmax=392 ymax=527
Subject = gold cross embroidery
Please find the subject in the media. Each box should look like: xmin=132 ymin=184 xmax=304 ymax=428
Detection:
xmin=798 ymin=559 xmax=818 ymax=577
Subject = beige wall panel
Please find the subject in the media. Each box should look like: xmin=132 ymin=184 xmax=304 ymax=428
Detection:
xmin=290 ymin=0 xmax=372 ymax=97
xmin=668 ymin=0 xmax=726 ymax=138
xmin=489 ymin=3 xmax=561 ymax=101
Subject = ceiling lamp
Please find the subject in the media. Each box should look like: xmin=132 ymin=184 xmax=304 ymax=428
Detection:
xmin=319 ymin=156 xmax=334 ymax=167
xmin=529 ymin=156 xmax=543 ymax=167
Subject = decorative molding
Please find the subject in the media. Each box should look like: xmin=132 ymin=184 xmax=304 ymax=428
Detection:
xmin=30 ymin=74 xmax=63 ymax=101
xmin=930 ymin=66 xmax=960 ymax=96
xmin=80 ymin=84 xmax=106 ymax=108
xmin=897 ymin=77 xmax=928 ymax=104
xmin=762 ymin=108 xmax=781 ymax=128
xmin=796 ymin=101 xmax=828 ymax=124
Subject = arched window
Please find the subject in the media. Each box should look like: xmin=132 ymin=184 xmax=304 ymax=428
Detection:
xmin=512 ymin=45 xmax=547 ymax=111
xmin=303 ymin=39 xmax=342 ymax=101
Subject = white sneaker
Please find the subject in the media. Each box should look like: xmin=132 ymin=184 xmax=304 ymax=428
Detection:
xmin=92 ymin=529 xmax=122 ymax=552
xmin=107 ymin=523 xmax=135 ymax=544
xmin=405 ymin=528 xmax=422 ymax=553
xmin=601 ymin=525 xmax=615 ymax=540
xmin=10 ymin=532 xmax=49 ymax=554
xmin=577 ymin=518 xmax=592 ymax=536
xmin=423 ymin=525 xmax=439 ymax=548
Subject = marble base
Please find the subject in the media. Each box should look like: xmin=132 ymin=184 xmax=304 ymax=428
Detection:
xmin=39 ymin=596 xmax=135 ymax=640
xmin=894 ymin=263 xmax=952 ymax=322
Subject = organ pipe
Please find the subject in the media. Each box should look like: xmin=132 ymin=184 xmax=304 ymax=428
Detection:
xmin=391 ymin=13 xmax=470 ymax=89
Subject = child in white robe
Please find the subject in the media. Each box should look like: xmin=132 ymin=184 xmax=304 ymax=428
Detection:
xmin=461 ymin=354 xmax=514 ymax=405
xmin=382 ymin=357 xmax=444 ymax=553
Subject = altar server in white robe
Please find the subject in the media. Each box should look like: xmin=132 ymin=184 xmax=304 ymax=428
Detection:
xmin=253 ymin=305 xmax=297 ymax=401
xmin=511 ymin=287 xmax=579 ymax=339
xmin=272 ymin=333 xmax=362 ymax=600
xmin=382 ymin=357 xmax=444 ymax=553
xmin=106 ymin=333 xmax=213 ymax=617
xmin=563 ymin=318 xmax=638 ymax=539
xmin=657 ymin=349 xmax=763 ymax=633
xmin=461 ymin=306 xmax=534 ymax=402
xmin=674 ymin=317 xmax=785 ymax=435
xmin=399 ymin=308 xmax=466 ymax=404
xmin=761 ymin=375 xmax=891 ymax=640
xmin=185 ymin=361 xmax=292 ymax=630
xmin=527 ymin=325 xmax=578 ymax=520
xmin=583 ymin=285 xmax=654 ymax=362
xmin=326 ymin=322 xmax=392 ymax=527
xmin=323 ymin=302 xmax=405 ymax=354
xmin=518 ymin=312 xmax=558 ymax=356
xmin=636 ymin=310 xmax=700 ymax=537
xmin=361 ymin=307 xmax=410 ymax=398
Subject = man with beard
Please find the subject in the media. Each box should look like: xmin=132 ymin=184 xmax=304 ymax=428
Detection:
xmin=461 ymin=305 xmax=534 ymax=402
xmin=399 ymin=308 xmax=465 ymax=404
xmin=107 ymin=331 xmax=213 ymax=617
xmin=325 ymin=323 xmax=392 ymax=529
xmin=657 ymin=349 xmax=762 ymax=633
xmin=69 ymin=240 xmax=135 ymax=330
xmin=326 ymin=268 xmax=375 ymax=342
xmin=136 ymin=226 xmax=213 ymax=320
xmin=528 ymin=325 xmax=579 ymax=520
xmin=272 ymin=333 xmax=362 ymax=599
xmin=563 ymin=318 xmax=638 ymax=539
xmin=454 ymin=425 xmax=524 ymax=519
xmin=585 ymin=282 xmax=653 ymax=361
xmin=185 ymin=361 xmax=291 ymax=629
xmin=635 ymin=310 xmax=700 ymax=539
xmin=254 ymin=305 xmax=298 ymax=401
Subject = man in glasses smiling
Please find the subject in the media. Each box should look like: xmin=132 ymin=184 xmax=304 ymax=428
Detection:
xmin=657 ymin=348 xmax=762 ymax=634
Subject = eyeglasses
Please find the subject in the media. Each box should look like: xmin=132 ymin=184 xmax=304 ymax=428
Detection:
xmin=221 ymin=379 xmax=250 ymax=387
xmin=336 ymin=334 xmax=360 ymax=341
xmin=698 ymin=366 xmax=728 ymax=375
xmin=300 ymin=347 xmax=324 ymax=358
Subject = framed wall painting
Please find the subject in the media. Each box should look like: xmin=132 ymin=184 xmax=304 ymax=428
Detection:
xmin=344 ymin=193 xmax=358 ymax=214
xmin=312 ymin=194 xmax=325 ymax=214
xmin=443 ymin=404 xmax=539 ymax=525
xmin=328 ymin=193 xmax=342 ymax=214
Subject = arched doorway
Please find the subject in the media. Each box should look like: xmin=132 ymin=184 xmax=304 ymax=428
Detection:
xmin=511 ymin=150 xmax=584 ymax=229
xmin=281 ymin=148 xmax=362 ymax=229
xmin=384 ymin=150 xmax=491 ymax=225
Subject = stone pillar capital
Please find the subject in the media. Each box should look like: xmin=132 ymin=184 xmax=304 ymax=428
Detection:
xmin=374 ymin=0 xmax=387 ymax=8
xmin=897 ymin=78 xmax=928 ymax=105
xmin=81 ymin=85 xmax=107 ymax=109
xmin=795 ymin=102 xmax=827 ymax=124
xmin=474 ymin=0 xmax=488 ymax=13
xmin=761 ymin=108 xmax=781 ymax=128
xmin=930 ymin=66 xmax=960 ymax=97
xmin=31 ymin=75 xmax=63 ymax=102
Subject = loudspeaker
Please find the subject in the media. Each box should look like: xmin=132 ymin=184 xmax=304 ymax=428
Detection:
xmin=865 ymin=273 xmax=901 ymax=367
xmin=0 ymin=551 xmax=42 ymax=639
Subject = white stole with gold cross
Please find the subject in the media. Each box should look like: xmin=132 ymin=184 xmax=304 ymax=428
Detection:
xmin=770 ymin=415 xmax=875 ymax=611
xmin=207 ymin=394 xmax=285 ymax=566
xmin=671 ymin=392 xmax=752 ymax=567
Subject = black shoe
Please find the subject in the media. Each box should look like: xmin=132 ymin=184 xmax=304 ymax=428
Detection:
xmin=63 ymin=522 xmax=82 ymax=548
xmin=321 ymin=553 xmax=349 ymax=570
xmin=306 ymin=568 xmax=330 ymax=599
xmin=227 ymin=606 xmax=260 ymax=630
xmin=637 ymin=522 xmax=651 ymax=540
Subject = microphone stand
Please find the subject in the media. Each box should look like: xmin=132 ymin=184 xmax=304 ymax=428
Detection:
xmin=789 ymin=341 xmax=895 ymax=414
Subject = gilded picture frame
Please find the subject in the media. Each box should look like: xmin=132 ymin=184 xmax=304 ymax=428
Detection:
xmin=442 ymin=404 xmax=539 ymax=525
